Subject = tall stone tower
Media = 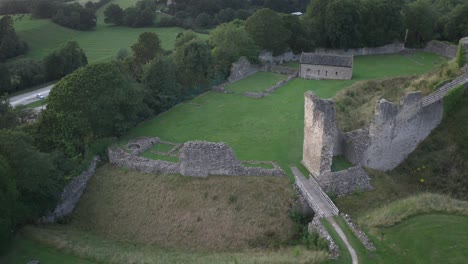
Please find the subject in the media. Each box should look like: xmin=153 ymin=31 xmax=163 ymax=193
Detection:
xmin=302 ymin=91 xmax=339 ymax=178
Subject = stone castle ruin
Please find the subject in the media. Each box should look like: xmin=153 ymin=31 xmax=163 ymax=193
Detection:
xmin=109 ymin=137 xmax=285 ymax=177
xmin=302 ymin=74 xmax=468 ymax=195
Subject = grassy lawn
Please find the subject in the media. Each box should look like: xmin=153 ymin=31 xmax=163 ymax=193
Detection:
xmin=123 ymin=52 xmax=445 ymax=177
xmin=23 ymin=99 xmax=46 ymax=109
xmin=371 ymin=214 xmax=468 ymax=264
xmin=331 ymin=156 xmax=353 ymax=172
xmin=225 ymin=71 xmax=287 ymax=93
xmin=11 ymin=15 xmax=207 ymax=64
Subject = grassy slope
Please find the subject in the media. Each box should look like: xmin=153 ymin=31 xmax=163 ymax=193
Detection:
xmin=6 ymin=227 xmax=328 ymax=264
xmin=68 ymin=165 xmax=296 ymax=250
xmin=1 ymin=236 xmax=96 ymax=264
xmin=324 ymin=213 xmax=468 ymax=264
xmin=123 ymin=52 xmax=444 ymax=176
xmin=11 ymin=14 xmax=207 ymax=64
xmin=226 ymin=71 xmax=287 ymax=93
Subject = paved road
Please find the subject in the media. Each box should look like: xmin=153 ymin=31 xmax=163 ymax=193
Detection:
xmin=9 ymin=84 xmax=54 ymax=107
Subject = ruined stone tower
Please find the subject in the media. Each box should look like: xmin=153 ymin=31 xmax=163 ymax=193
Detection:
xmin=302 ymin=91 xmax=339 ymax=178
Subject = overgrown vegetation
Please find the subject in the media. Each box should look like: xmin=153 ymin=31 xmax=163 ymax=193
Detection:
xmin=392 ymin=89 xmax=467 ymax=200
xmin=68 ymin=165 xmax=296 ymax=250
xmin=335 ymin=60 xmax=459 ymax=132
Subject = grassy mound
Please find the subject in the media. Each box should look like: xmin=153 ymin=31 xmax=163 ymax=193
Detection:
xmin=4 ymin=228 xmax=327 ymax=264
xmin=359 ymin=193 xmax=468 ymax=228
xmin=68 ymin=165 xmax=296 ymax=250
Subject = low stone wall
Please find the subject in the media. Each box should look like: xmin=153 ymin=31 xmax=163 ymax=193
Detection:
xmin=340 ymin=213 xmax=376 ymax=251
xmin=228 ymin=57 xmax=262 ymax=83
xmin=259 ymin=51 xmax=300 ymax=64
xmin=424 ymin=40 xmax=457 ymax=58
xmin=109 ymin=147 xmax=180 ymax=174
xmin=268 ymin=66 xmax=299 ymax=75
xmin=308 ymin=216 xmax=340 ymax=259
xmin=109 ymin=140 xmax=285 ymax=177
xmin=243 ymin=74 xmax=297 ymax=98
xmin=313 ymin=42 xmax=405 ymax=57
xmin=40 ymin=156 xmax=99 ymax=223
xmin=318 ymin=166 xmax=373 ymax=196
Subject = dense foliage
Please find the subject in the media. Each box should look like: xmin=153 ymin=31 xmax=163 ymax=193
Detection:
xmin=0 ymin=96 xmax=77 ymax=253
xmin=52 ymin=3 xmax=96 ymax=30
xmin=0 ymin=16 xmax=28 ymax=61
xmin=209 ymin=20 xmax=259 ymax=75
xmin=35 ymin=62 xmax=145 ymax=156
xmin=43 ymin=41 xmax=88 ymax=80
xmin=1 ymin=41 xmax=88 ymax=95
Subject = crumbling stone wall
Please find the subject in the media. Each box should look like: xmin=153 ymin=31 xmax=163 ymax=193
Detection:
xmin=40 ymin=156 xmax=99 ymax=223
xmin=228 ymin=56 xmax=261 ymax=83
xmin=308 ymin=216 xmax=340 ymax=259
xmin=461 ymin=37 xmax=468 ymax=62
xmin=313 ymin=42 xmax=405 ymax=57
xmin=109 ymin=140 xmax=284 ymax=177
xmin=318 ymin=166 xmax=373 ymax=196
xmin=302 ymin=92 xmax=339 ymax=178
xmin=424 ymin=40 xmax=458 ymax=58
xmin=361 ymin=92 xmax=444 ymax=171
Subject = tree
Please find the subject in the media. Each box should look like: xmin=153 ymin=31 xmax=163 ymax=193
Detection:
xmin=52 ymin=3 xmax=96 ymax=30
xmin=35 ymin=62 xmax=145 ymax=156
xmin=131 ymin=32 xmax=163 ymax=65
xmin=323 ymin=0 xmax=364 ymax=49
xmin=10 ymin=59 xmax=45 ymax=90
xmin=104 ymin=4 xmax=124 ymax=25
xmin=403 ymin=0 xmax=437 ymax=47
xmin=456 ymin=42 xmax=467 ymax=68
xmin=245 ymin=8 xmax=291 ymax=55
xmin=0 ymin=64 xmax=11 ymax=94
xmin=0 ymin=95 xmax=17 ymax=129
xmin=43 ymin=41 xmax=88 ymax=80
xmin=361 ymin=0 xmax=404 ymax=47
xmin=116 ymin=48 xmax=129 ymax=60
xmin=0 ymin=154 xmax=16 ymax=253
xmin=282 ymin=14 xmax=313 ymax=53
xmin=209 ymin=20 xmax=259 ymax=74
xmin=142 ymin=56 xmax=181 ymax=112
xmin=195 ymin=13 xmax=212 ymax=28
xmin=0 ymin=16 xmax=28 ymax=61
xmin=217 ymin=8 xmax=235 ymax=23
xmin=32 ymin=0 xmax=57 ymax=19
xmin=443 ymin=2 xmax=468 ymax=43
xmin=174 ymin=33 xmax=212 ymax=87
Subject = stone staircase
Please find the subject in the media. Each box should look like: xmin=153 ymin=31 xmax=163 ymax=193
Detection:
xmin=422 ymin=74 xmax=468 ymax=106
xmin=292 ymin=167 xmax=339 ymax=218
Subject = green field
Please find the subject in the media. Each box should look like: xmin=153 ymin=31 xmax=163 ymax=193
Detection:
xmin=11 ymin=15 xmax=206 ymax=64
xmin=123 ymin=52 xmax=445 ymax=176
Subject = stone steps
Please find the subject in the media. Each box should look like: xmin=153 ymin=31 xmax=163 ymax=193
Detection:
xmin=422 ymin=74 xmax=468 ymax=106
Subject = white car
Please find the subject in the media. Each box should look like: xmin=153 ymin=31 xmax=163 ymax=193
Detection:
xmin=36 ymin=93 xmax=44 ymax=99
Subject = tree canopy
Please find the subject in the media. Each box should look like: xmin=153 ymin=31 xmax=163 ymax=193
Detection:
xmin=245 ymin=8 xmax=291 ymax=55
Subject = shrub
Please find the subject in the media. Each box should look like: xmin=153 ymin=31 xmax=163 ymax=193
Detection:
xmin=456 ymin=42 xmax=467 ymax=68
xmin=443 ymin=84 xmax=465 ymax=117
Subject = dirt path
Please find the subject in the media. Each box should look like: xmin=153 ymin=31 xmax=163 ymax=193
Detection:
xmin=327 ymin=217 xmax=359 ymax=264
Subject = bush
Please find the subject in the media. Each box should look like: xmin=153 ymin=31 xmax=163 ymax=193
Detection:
xmin=456 ymin=42 xmax=467 ymax=68
xmin=444 ymin=85 xmax=465 ymax=117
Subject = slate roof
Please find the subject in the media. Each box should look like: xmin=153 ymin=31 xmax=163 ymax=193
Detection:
xmin=300 ymin=53 xmax=353 ymax=68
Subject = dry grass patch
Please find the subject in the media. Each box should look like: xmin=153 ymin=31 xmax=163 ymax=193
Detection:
xmin=70 ymin=165 xmax=296 ymax=250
